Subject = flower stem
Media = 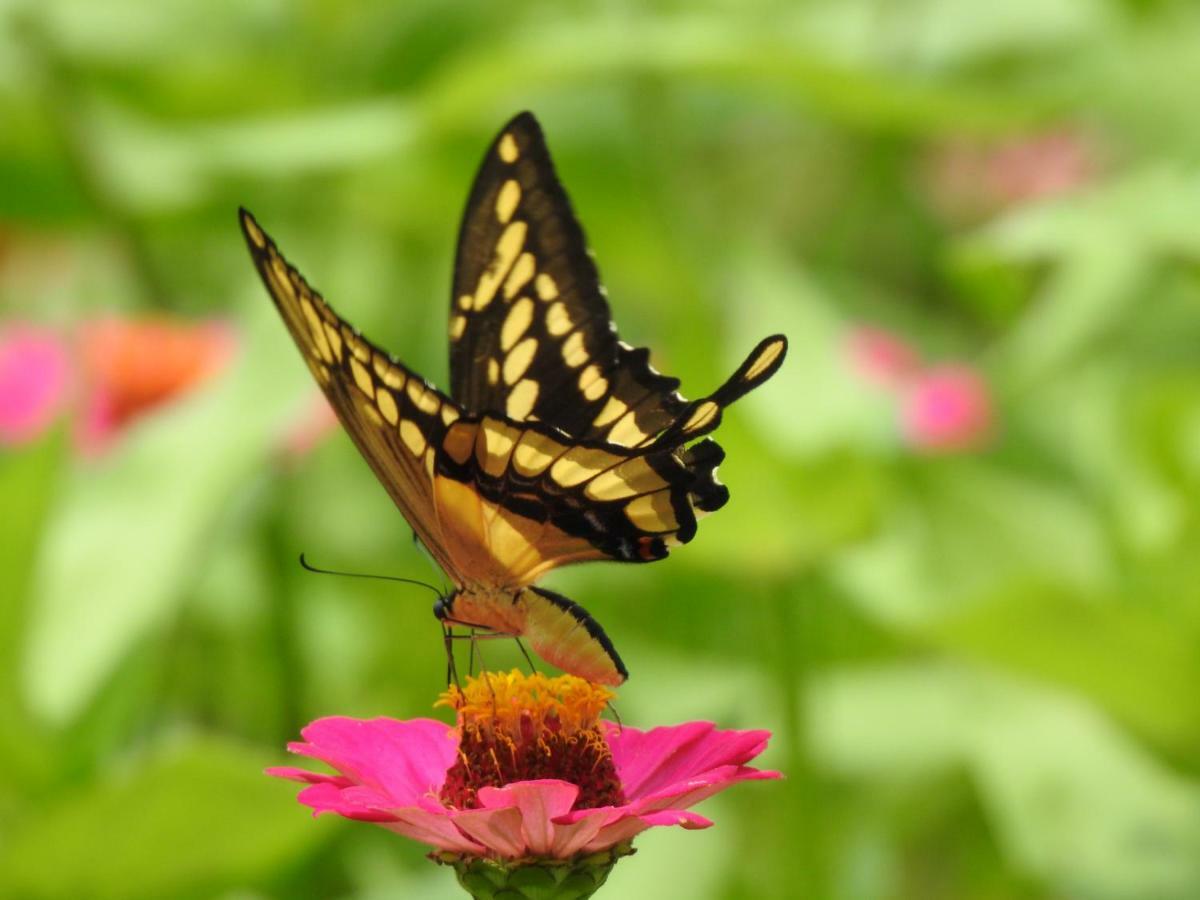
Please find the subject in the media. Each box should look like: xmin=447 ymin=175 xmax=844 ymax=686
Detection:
xmin=434 ymin=843 xmax=635 ymax=900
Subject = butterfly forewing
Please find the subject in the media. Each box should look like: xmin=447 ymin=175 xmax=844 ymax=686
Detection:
xmin=448 ymin=112 xmax=689 ymax=447
xmin=240 ymin=209 xmax=464 ymax=579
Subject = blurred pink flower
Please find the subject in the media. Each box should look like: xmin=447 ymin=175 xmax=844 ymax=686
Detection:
xmin=901 ymin=363 xmax=994 ymax=453
xmin=846 ymin=325 xmax=920 ymax=387
xmin=927 ymin=128 xmax=1097 ymax=221
xmin=988 ymin=130 xmax=1096 ymax=205
xmin=75 ymin=316 xmax=237 ymax=455
xmin=0 ymin=323 xmax=72 ymax=446
xmin=269 ymin=672 xmax=779 ymax=861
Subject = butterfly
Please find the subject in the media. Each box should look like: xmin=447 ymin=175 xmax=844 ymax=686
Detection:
xmin=240 ymin=111 xmax=786 ymax=685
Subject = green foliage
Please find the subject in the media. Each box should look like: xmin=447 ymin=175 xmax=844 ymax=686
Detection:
xmin=3 ymin=0 xmax=1200 ymax=897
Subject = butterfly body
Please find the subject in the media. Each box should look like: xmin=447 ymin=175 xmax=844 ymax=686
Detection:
xmin=241 ymin=112 xmax=787 ymax=685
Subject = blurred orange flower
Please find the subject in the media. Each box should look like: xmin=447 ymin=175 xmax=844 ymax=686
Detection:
xmin=75 ymin=317 xmax=237 ymax=455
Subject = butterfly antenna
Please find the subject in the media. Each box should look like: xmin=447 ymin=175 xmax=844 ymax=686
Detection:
xmin=298 ymin=553 xmax=443 ymax=600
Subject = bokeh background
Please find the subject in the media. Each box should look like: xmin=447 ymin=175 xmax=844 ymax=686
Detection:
xmin=3 ymin=1 xmax=1200 ymax=897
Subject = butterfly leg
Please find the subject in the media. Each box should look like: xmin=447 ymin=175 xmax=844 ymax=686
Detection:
xmin=442 ymin=622 xmax=462 ymax=690
xmin=513 ymin=636 xmax=538 ymax=677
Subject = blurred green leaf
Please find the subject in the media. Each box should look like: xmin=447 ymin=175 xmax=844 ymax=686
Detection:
xmin=23 ymin=308 xmax=307 ymax=725
xmin=0 ymin=736 xmax=325 ymax=899
xmin=812 ymin=663 xmax=1200 ymax=898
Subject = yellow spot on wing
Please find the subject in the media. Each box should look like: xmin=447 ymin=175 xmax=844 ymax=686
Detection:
xmin=406 ymin=380 xmax=441 ymax=415
xmin=376 ymin=388 xmax=398 ymax=425
xmin=583 ymin=377 xmax=608 ymax=402
xmin=474 ymin=221 xmax=527 ymax=311
xmin=476 ymin=418 xmax=518 ymax=477
xmin=504 ymin=253 xmax=535 ymax=300
xmin=449 ymin=314 xmax=467 ymax=340
xmin=458 ymin=294 xmax=472 ymax=311
xmin=242 ymin=214 xmax=265 ymax=247
xmin=373 ymin=354 xmax=404 ymax=389
xmin=441 ymin=406 xmax=460 ymax=425
xmin=487 ymin=358 xmax=500 ymax=385
xmin=349 ymin=357 xmax=374 ymax=397
xmin=503 ymin=337 xmax=537 ymax=385
xmin=550 ymin=446 xmax=620 ymax=488
xmin=495 ymin=179 xmax=521 ymax=223
xmin=506 ymin=378 xmax=539 ymax=419
xmin=561 ymin=331 xmax=588 ymax=368
xmin=400 ymin=419 xmax=426 ymax=456
xmin=585 ymin=457 xmax=667 ymax=501
xmin=535 ymin=273 xmax=558 ymax=301
xmin=346 ymin=332 xmax=371 ymax=363
xmin=683 ymin=400 xmax=719 ymax=434
xmin=744 ymin=337 xmax=786 ymax=382
xmin=500 ymin=298 xmax=534 ymax=351
xmin=323 ymin=323 xmax=343 ymax=360
xmin=545 ymin=302 xmax=572 ymax=336
xmin=607 ymin=412 xmax=651 ymax=447
xmin=498 ymin=133 xmax=519 ymax=163
xmin=593 ymin=395 xmax=627 ymax=427
xmin=624 ymin=490 xmax=678 ymax=533
xmin=300 ymin=299 xmax=333 ymax=362
xmin=512 ymin=432 xmax=565 ymax=477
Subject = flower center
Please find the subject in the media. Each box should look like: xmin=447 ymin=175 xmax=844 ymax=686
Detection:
xmin=437 ymin=670 xmax=626 ymax=811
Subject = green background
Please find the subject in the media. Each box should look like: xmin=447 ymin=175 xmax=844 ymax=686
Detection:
xmin=4 ymin=0 xmax=1200 ymax=897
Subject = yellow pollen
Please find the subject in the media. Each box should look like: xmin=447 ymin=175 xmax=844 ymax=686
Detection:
xmin=438 ymin=669 xmax=614 ymax=738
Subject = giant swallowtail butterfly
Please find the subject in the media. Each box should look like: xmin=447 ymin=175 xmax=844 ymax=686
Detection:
xmin=240 ymin=112 xmax=786 ymax=685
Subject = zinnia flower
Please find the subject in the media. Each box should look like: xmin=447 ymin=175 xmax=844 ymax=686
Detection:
xmin=0 ymin=323 xmax=72 ymax=446
xmin=900 ymin=363 xmax=994 ymax=453
xmin=269 ymin=670 xmax=780 ymax=898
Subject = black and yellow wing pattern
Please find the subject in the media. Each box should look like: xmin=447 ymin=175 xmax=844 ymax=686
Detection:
xmin=240 ymin=111 xmax=787 ymax=685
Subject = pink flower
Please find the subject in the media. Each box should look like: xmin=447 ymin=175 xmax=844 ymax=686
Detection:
xmin=75 ymin=316 xmax=237 ymax=455
xmin=0 ymin=323 xmax=72 ymax=446
xmin=900 ymin=363 xmax=994 ymax=453
xmin=927 ymin=128 xmax=1097 ymax=221
xmin=268 ymin=672 xmax=779 ymax=861
xmin=845 ymin=325 xmax=920 ymax=387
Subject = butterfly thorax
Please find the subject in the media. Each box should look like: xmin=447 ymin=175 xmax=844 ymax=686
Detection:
xmin=438 ymin=584 xmax=526 ymax=636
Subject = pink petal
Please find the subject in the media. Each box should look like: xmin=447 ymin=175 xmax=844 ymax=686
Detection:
xmin=286 ymin=717 xmax=456 ymax=805
xmin=606 ymin=722 xmax=774 ymax=801
xmin=266 ymin=766 xmax=354 ymax=788
xmin=579 ymin=809 xmax=713 ymax=854
xmin=449 ymin=806 xmax=528 ymax=858
xmin=474 ymin=780 xmax=580 ymax=856
xmin=0 ymin=324 xmax=72 ymax=446
xmin=632 ymin=764 xmax=782 ymax=813
xmin=295 ymin=782 xmax=398 ymax=823
xmin=382 ymin=808 xmax=488 ymax=855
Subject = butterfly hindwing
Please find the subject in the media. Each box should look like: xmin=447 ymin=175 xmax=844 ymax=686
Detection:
xmin=448 ymin=112 xmax=688 ymax=446
xmin=240 ymin=208 xmax=463 ymax=576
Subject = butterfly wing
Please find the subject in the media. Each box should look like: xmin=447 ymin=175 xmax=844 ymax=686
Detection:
xmin=240 ymin=208 xmax=465 ymax=580
xmin=448 ymin=112 xmax=691 ymax=447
